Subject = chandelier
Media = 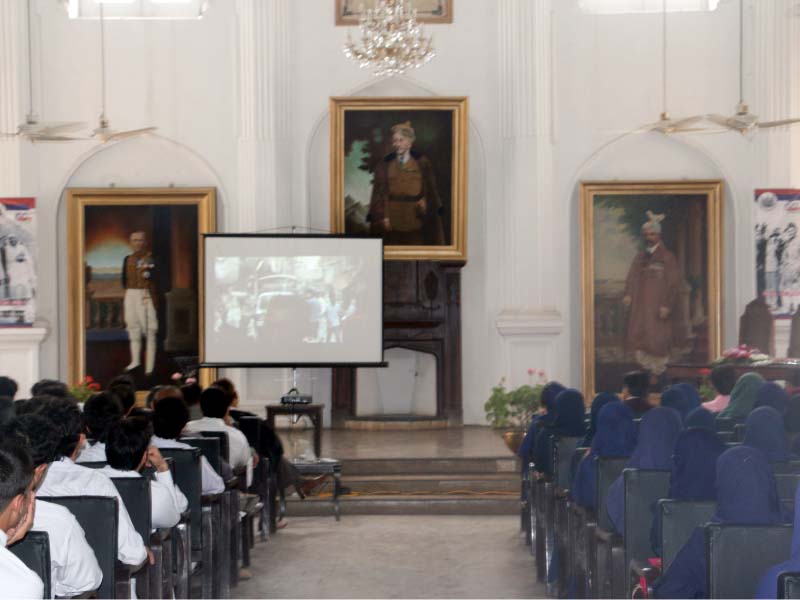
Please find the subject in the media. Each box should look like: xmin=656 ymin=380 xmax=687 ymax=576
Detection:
xmin=343 ymin=0 xmax=436 ymax=77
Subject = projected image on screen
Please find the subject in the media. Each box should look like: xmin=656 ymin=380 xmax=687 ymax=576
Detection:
xmin=212 ymin=256 xmax=363 ymax=344
xmin=203 ymin=236 xmax=383 ymax=366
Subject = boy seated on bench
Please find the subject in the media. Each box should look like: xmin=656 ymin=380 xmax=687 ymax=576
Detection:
xmin=100 ymin=418 xmax=188 ymax=530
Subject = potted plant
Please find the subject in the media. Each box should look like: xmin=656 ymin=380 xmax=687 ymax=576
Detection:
xmin=485 ymin=369 xmax=547 ymax=453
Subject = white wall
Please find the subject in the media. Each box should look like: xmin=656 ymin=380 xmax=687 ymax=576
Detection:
xmin=3 ymin=0 xmax=794 ymax=421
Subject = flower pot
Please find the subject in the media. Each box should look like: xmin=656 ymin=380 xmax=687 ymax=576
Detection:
xmin=502 ymin=430 xmax=525 ymax=454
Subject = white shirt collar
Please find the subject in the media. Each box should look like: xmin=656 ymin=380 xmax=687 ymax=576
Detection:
xmin=0 ymin=529 xmax=7 ymax=547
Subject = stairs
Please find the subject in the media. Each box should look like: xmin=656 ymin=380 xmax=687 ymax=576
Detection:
xmin=284 ymin=456 xmax=520 ymax=517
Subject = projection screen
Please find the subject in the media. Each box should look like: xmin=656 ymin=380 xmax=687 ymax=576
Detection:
xmin=202 ymin=235 xmax=384 ymax=366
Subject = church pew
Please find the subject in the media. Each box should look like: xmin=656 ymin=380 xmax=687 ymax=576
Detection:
xmin=237 ymin=415 xmax=271 ymax=544
xmin=9 ymin=531 xmax=51 ymax=599
xmin=592 ymin=457 xmax=628 ymax=599
xmin=549 ymin=436 xmax=583 ymax=597
xmin=779 ymin=572 xmax=800 ymax=598
xmin=706 ymin=523 xmax=793 ymax=599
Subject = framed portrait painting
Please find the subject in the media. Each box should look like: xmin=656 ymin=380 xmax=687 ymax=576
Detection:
xmin=330 ymin=96 xmax=468 ymax=261
xmin=67 ymin=188 xmax=217 ymax=389
xmin=335 ymin=0 xmax=453 ymax=25
xmin=580 ymin=181 xmax=723 ymax=397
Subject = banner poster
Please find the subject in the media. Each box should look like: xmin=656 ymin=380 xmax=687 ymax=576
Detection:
xmin=754 ymin=189 xmax=800 ymax=318
xmin=0 ymin=198 xmax=36 ymax=326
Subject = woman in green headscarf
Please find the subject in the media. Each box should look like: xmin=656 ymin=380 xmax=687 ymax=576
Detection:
xmin=719 ymin=372 xmax=766 ymax=420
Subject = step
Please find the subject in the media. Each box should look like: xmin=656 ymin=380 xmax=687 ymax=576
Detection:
xmin=283 ymin=494 xmax=519 ymax=516
xmin=342 ymin=473 xmax=520 ymax=494
xmin=341 ymin=456 xmax=519 ymax=476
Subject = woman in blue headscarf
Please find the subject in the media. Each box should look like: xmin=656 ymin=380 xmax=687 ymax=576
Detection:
xmin=653 ymin=446 xmax=787 ymax=599
xmin=572 ymin=402 xmax=637 ymax=510
xmin=660 ymin=386 xmax=694 ymax=422
xmin=649 ymin=427 xmax=726 ymax=556
xmin=674 ymin=383 xmax=702 ymax=413
xmin=581 ymin=392 xmax=618 ymax=447
xmin=743 ymin=406 xmax=793 ymax=464
xmin=685 ymin=406 xmax=716 ymax=430
xmin=755 ymin=476 xmax=800 ymax=598
xmin=517 ymin=381 xmax=566 ymax=465
xmin=754 ymin=382 xmax=790 ymax=416
xmin=606 ymin=406 xmax=683 ymax=534
xmin=532 ymin=388 xmax=586 ymax=477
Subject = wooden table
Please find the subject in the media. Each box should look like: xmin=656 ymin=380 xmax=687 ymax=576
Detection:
xmin=666 ymin=361 xmax=800 ymax=384
xmin=265 ymin=403 xmax=324 ymax=459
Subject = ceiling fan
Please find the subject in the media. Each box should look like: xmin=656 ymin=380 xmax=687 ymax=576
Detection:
xmin=705 ymin=0 xmax=800 ymax=134
xmin=87 ymin=2 xmax=156 ymax=143
xmin=0 ymin=0 xmax=86 ymax=142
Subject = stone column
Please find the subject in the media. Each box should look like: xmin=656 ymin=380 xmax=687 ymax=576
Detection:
xmin=230 ymin=0 xmax=293 ymax=404
xmin=495 ymin=0 xmax=565 ymax=388
xmin=0 ymin=0 xmax=23 ymax=196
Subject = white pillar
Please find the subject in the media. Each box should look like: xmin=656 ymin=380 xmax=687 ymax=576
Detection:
xmin=0 ymin=0 xmax=23 ymax=196
xmin=231 ymin=0 xmax=292 ymax=406
xmin=495 ymin=0 xmax=565 ymax=388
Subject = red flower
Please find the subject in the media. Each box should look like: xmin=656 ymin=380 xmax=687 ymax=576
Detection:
xmin=698 ymin=368 xmax=711 ymax=376
xmin=85 ymin=375 xmax=94 ymax=384
xmin=527 ymin=368 xmax=535 ymax=376
xmin=88 ymin=383 xmax=101 ymax=391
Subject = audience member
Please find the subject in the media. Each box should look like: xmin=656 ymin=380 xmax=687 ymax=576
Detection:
xmin=702 ymin=364 xmax=737 ymax=413
xmin=743 ymin=406 xmax=793 ymax=463
xmin=180 ymin=383 xmax=203 ymax=421
xmin=101 ymin=418 xmax=188 ymax=530
xmin=649 ymin=427 xmax=725 ymax=557
xmin=673 ymin=382 xmax=702 ymax=414
xmin=517 ymin=382 xmax=565 ymax=463
xmin=0 ymin=377 xmax=18 ymax=400
xmin=0 ymin=441 xmax=43 ymax=598
xmin=580 ymin=392 xmax=618 ymax=448
xmin=532 ymin=388 xmax=585 ymax=477
xmin=755 ymin=476 xmax=800 ymax=598
xmin=719 ymin=372 xmax=765 ymax=420
xmin=184 ymin=386 xmax=255 ymax=486
xmin=151 ymin=395 xmax=225 ymax=495
xmin=0 ymin=398 xmax=13 ymax=427
xmin=572 ymin=402 xmax=637 ymax=510
xmin=659 ymin=386 xmax=693 ymax=422
xmin=145 ymin=385 xmax=165 ymax=410
xmin=76 ymin=391 xmax=123 ymax=463
xmin=653 ymin=446 xmax=787 ymax=598
xmin=4 ymin=415 xmax=102 ymax=596
xmin=151 ymin=386 xmax=182 ymax=408
xmin=109 ymin=381 xmax=137 ymax=416
xmin=606 ymin=406 xmax=682 ymax=534
xmin=30 ymin=379 xmax=69 ymax=399
xmin=34 ymin=397 xmax=148 ymax=566
xmin=684 ymin=406 xmax=716 ymax=430
xmin=754 ymin=382 xmax=790 ymax=416
xmin=621 ymin=371 xmax=653 ymax=417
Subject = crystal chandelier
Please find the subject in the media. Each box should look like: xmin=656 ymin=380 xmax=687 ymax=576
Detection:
xmin=343 ymin=0 xmax=436 ymax=77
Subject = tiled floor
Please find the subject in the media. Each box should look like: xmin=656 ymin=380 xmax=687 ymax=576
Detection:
xmin=236 ymin=515 xmax=543 ymax=599
xmin=278 ymin=425 xmax=515 ymax=460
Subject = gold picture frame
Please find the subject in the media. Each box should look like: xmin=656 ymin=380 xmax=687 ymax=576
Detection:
xmin=67 ymin=188 xmax=217 ymax=389
xmin=330 ymin=96 xmax=468 ymax=261
xmin=580 ymin=180 xmax=723 ymax=398
xmin=335 ymin=0 xmax=453 ymax=25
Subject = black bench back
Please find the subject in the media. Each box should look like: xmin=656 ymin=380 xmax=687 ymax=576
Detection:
xmin=110 ymin=476 xmax=152 ymax=540
xmin=595 ymin=457 xmax=628 ymax=530
xmin=199 ymin=431 xmax=230 ymax=462
xmin=182 ymin=436 xmax=222 ymax=474
xmin=779 ymin=572 xmax=800 ymax=598
xmin=659 ymin=499 xmax=716 ymax=572
xmin=9 ymin=530 xmax=50 ymax=599
xmin=79 ymin=461 xmax=108 ymax=469
xmin=553 ymin=436 xmax=582 ymax=490
xmin=40 ymin=496 xmax=117 ymax=600
xmin=706 ymin=523 xmax=793 ymax=599
xmin=238 ymin=416 xmax=261 ymax=451
xmin=774 ymin=461 xmax=800 ymax=475
xmin=715 ymin=417 xmax=735 ymax=433
xmin=623 ymin=469 xmax=671 ymax=569
xmin=159 ymin=447 xmax=202 ymax=549
xmin=776 ymin=473 xmax=800 ymax=502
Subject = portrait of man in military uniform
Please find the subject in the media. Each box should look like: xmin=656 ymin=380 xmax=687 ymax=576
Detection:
xmin=122 ymin=231 xmax=158 ymax=374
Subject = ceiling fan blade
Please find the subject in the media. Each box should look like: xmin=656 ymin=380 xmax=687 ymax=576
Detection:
xmin=668 ymin=116 xmax=704 ymax=129
xmin=36 ymin=122 xmax=87 ymax=135
xmin=29 ymin=135 xmax=88 ymax=142
xmin=705 ymin=114 xmax=735 ymax=129
xmin=759 ymin=118 xmax=800 ymax=129
xmin=104 ymin=127 xmax=157 ymax=142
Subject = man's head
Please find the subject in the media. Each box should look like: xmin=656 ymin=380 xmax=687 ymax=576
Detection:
xmin=622 ymin=370 xmax=650 ymax=399
xmin=0 ymin=397 xmax=14 ymax=427
xmin=3 ymin=414 xmax=60 ymax=492
xmin=711 ymin=364 xmax=737 ymax=396
xmin=106 ymin=418 xmax=151 ymax=472
xmin=199 ymin=386 xmax=232 ymax=419
xmin=82 ymin=392 xmax=124 ymax=443
xmin=0 ymin=376 xmax=18 ymax=399
xmin=0 ymin=441 xmax=35 ymax=535
xmin=180 ymin=383 xmax=201 ymax=407
xmin=152 ymin=396 xmax=190 ymax=440
xmin=641 ymin=222 xmax=661 ymax=248
xmin=37 ymin=397 xmax=85 ymax=460
xmin=110 ymin=382 xmax=137 ymax=416
xmin=30 ymin=379 xmax=70 ymax=399
xmin=212 ymin=378 xmax=238 ymax=408
xmin=129 ymin=231 xmax=147 ymax=253
xmin=391 ymin=121 xmax=415 ymax=155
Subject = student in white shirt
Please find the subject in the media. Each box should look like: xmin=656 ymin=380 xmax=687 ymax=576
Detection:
xmin=76 ymin=391 xmax=124 ymax=464
xmin=33 ymin=397 xmax=149 ymax=567
xmin=100 ymin=418 xmax=188 ymax=530
xmin=5 ymin=414 xmax=102 ymax=598
xmin=150 ymin=396 xmax=226 ymax=495
xmin=0 ymin=441 xmax=44 ymax=599
xmin=183 ymin=386 xmax=255 ymax=486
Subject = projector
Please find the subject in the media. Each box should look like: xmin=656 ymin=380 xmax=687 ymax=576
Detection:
xmin=280 ymin=394 xmax=312 ymax=405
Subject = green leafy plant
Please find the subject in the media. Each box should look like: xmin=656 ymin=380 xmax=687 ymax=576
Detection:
xmin=70 ymin=375 xmax=101 ymax=403
xmin=484 ymin=370 xmax=546 ymax=429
